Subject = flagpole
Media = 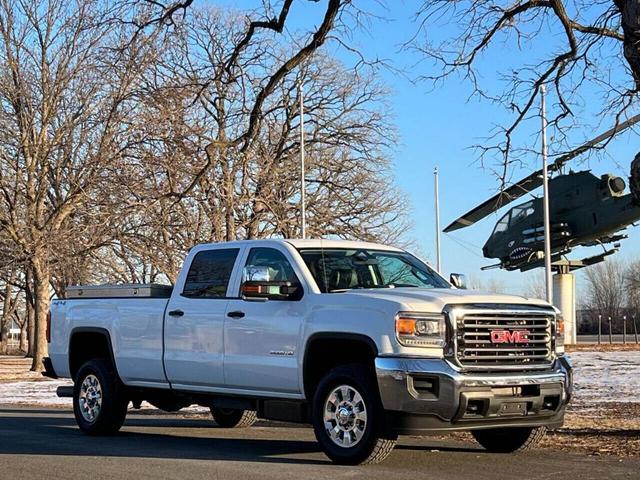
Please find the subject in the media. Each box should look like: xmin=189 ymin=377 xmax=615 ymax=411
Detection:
xmin=434 ymin=166 xmax=441 ymax=274
xmin=299 ymin=82 xmax=306 ymax=239
xmin=540 ymin=85 xmax=553 ymax=303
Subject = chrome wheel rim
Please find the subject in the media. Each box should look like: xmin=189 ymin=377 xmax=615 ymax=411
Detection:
xmin=323 ymin=385 xmax=367 ymax=448
xmin=78 ymin=374 xmax=102 ymax=423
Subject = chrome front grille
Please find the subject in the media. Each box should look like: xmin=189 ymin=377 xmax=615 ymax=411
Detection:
xmin=454 ymin=309 xmax=554 ymax=370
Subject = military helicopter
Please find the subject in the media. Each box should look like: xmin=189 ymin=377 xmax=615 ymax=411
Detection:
xmin=443 ymin=115 xmax=640 ymax=271
xmin=444 ymin=169 xmax=640 ymax=271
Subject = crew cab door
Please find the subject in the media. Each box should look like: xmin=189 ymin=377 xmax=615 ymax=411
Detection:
xmin=163 ymin=246 xmax=242 ymax=389
xmin=224 ymin=246 xmax=306 ymax=394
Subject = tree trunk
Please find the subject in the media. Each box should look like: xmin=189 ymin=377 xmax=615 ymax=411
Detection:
xmin=615 ymin=0 xmax=640 ymax=89
xmin=30 ymin=258 xmax=50 ymax=372
xmin=631 ymin=151 xmax=640 ymax=205
xmin=614 ymin=2 xmax=640 ymax=209
xmin=19 ymin=317 xmax=28 ymax=353
xmin=0 ymin=280 xmax=11 ymax=355
xmin=224 ymin=169 xmax=236 ymax=241
xmin=0 ymin=315 xmax=6 ymax=355
xmin=25 ymin=267 xmax=35 ymax=358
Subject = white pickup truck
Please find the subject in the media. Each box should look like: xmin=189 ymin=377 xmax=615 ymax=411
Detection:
xmin=45 ymin=239 xmax=572 ymax=465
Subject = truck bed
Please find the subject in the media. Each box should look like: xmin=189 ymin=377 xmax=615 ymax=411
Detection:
xmin=49 ymin=289 xmax=171 ymax=386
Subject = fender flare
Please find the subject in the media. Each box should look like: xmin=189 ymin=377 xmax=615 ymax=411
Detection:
xmin=68 ymin=327 xmax=118 ymax=379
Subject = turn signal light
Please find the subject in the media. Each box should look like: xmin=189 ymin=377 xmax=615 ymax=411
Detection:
xmin=395 ymin=313 xmax=445 ymax=347
xmin=396 ymin=318 xmax=417 ymax=335
xmin=555 ymin=313 xmax=565 ymax=354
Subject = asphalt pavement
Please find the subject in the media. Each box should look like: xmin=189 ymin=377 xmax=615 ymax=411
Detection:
xmin=0 ymin=406 xmax=637 ymax=480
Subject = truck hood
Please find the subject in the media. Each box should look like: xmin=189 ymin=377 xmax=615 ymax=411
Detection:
xmin=337 ymin=287 xmax=550 ymax=312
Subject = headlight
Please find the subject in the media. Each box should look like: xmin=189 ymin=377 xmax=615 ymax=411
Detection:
xmin=555 ymin=313 xmax=565 ymax=354
xmin=395 ymin=312 xmax=446 ymax=347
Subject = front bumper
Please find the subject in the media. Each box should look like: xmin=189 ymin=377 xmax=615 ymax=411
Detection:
xmin=375 ymin=355 xmax=572 ymax=435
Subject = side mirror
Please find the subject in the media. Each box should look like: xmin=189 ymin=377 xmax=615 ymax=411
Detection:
xmin=450 ymin=273 xmax=468 ymax=289
xmin=241 ymin=266 xmax=302 ymax=301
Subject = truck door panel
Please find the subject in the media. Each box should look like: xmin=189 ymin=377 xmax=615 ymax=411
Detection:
xmin=163 ymin=247 xmax=241 ymax=388
xmin=224 ymin=247 xmax=305 ymax=393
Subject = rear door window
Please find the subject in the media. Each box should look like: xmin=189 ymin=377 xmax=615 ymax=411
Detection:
xmin=182 ymin=248 xmax=240 ymax=298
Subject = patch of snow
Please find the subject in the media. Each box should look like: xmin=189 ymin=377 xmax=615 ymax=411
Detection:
xmin=569 ymin=351 xmax=640 ymax=404
xmin=0 ymin=351 xmax=638 ymax=408
xmin=0 ymin=377 xmax=206 ymax=411
xmin=0 ymin=379 xmax=72 ymax=406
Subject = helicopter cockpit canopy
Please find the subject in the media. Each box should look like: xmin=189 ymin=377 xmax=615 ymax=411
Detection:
xmin=491 ymin=200 xmax=536 ymax=236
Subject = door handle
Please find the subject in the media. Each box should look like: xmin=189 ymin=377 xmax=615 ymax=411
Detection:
xmin=227 ymin=311 xmax=245 ymax=319
xmin=168 ymin=309 xmax=184 ymax=317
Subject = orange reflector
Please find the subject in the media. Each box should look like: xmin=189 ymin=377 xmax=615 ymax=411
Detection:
xmin=396 ymin=318 xmax=416 ymax=335
xmin=242 ymin=285 xmax=262 ymax=295
xmin=557 ymin=318 xmax=565 ymax=336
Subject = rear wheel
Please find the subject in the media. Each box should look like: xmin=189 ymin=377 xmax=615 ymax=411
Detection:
xmin=311 ymin=364 xmax=397 ymax=465
xmin=210 ymin=407 xmax=257 ymax=428
xmin=472 ymin=426 xmax=547 ymax=453
xmin=73 ymin=359 xmax=128 ymax=435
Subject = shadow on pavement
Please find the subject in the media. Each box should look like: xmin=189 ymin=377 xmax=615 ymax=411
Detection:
xmin=0 ymin=408 xmax=484 ymax=464
xmin=0 ymin=409 xmax=323 ymax=465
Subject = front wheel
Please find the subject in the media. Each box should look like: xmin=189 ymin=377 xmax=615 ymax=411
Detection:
xmin=210 ymin=407 xmax=257 ymax=428
xmin=311 ymin=364 xmax=397 ymax=465
xmin=73 ymin=359 xmax=128 ymax=435
xmin=472 ymin=426 xmax=547 ymax=453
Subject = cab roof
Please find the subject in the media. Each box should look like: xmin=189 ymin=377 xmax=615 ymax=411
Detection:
xmin=285 ymin=238 xmax=403 ymax=252
xmin=194 ymin=238 xmax=404 ymax=252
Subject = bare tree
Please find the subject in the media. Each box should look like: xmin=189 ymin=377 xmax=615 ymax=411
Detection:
xmin=0 ymin=0 xmax=159 ymax=370
xmin=583 ymin=260 xmax=627 ymax=329
xmin=109 ymin=6 xmax=408 ymax=267
xmin=524 ymin=270 xmax=547 ymax=300
xmin=0 ymin=1 xmax=409 ymax=368
xmin=412 ymin=1 xmax=640 ymax=196
xmin=626 ymin=259 xmax=640 ymax=320
xmin=130 ymin=0 xmax=358 ymax=201
xmin=468 ymin=274 xmax=506 ymax=293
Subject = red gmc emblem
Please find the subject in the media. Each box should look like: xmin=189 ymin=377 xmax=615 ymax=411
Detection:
xmin=490 ymin=329 xmax=530 ymax=344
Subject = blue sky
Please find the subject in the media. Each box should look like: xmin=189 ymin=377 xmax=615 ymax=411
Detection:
xmin=215 ymin=1 xmax=640 ymax=295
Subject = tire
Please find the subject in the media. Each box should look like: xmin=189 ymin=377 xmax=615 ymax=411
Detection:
xmin=311 ymin=364 xmax=397 ymax=465
xmin=210 ymin=407 xmax=257 ymax=428
xmin=73 ymin=358 xmax=128 ymax=436
xmin=472 ymin=426 xmax=547 ymax=453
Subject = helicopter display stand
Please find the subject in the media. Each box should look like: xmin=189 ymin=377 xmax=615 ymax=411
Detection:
xmin=550 ymin=248 xmax=618 ymax=345
xmin=551 ymin=263 xmax=577 ymax=345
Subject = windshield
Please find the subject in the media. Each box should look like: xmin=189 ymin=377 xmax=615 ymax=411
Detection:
xmin=297 ymin=248 xmax=450 ymax=293
xmin=492 ymin=201 xmax=536 ymax=236
xmin=492 ymin=211 xmax=510 ymax=235
xmin=510 ymin=200 xmax=535 ymax=225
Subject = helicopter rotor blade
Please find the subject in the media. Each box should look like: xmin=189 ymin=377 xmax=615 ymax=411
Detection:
xmin=551 ymin=113 xmax=640 ymax=169
xmin=443 ymin=171 xmax=543 ymax=232
xmin=443 ymin=114 xmax=640 ymax=233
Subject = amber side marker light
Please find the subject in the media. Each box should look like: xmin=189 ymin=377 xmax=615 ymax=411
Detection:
xmin=396 ymin=317 xmax=417 ymax=335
